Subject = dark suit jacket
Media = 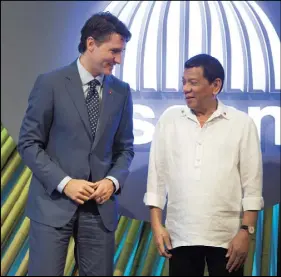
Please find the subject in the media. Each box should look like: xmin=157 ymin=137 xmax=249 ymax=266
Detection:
xmin=18 ymin=61 xmax=134 ymax=231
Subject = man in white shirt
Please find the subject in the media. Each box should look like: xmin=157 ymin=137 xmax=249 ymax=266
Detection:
xmin=18 ymin=12 xmax=134 ymax=276
xmin=144 ymin=54 xmax=264 ymax=276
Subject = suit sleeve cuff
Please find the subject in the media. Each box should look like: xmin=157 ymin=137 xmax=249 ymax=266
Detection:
xmin=57 ymin=176 xmax=72 ymax=193
xmin=106 ymin=176 xmax=119 ymax=193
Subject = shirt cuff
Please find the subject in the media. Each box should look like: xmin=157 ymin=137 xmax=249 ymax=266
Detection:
xmin=143 ymin=192 xmax=166 ymax=210
xmin=57 ymin=176 xmax=72 ymax=193
xmin=242 ymin=197 xmax=264 ymax=211
xmin=105 ymin=176 xmax=119 ymax=193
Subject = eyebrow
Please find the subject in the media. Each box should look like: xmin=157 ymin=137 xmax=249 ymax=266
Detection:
xmin=182 ymin=77 xmax=198 ymax=81
xmin=111 ymin=48 xmax=126 ymax=52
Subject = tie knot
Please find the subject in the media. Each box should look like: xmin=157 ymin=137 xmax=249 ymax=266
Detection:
xmin=89 ymin=79 xmax=100 ymax=90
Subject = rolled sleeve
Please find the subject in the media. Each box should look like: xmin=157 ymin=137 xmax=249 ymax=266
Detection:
xmin=143 ymin=120 xmax=167 ymax=210
xmin=143 ymin=192 xmax=166 ymax=210
xmin=242 ymin=196 xmax=264 ymax=211
xmin=240 ymin=117 xmax=264 ymax=211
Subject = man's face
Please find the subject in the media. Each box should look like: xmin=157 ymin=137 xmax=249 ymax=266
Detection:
xmin=88 ymin=33 xmax=126 ymax=76
xmin=182 ymin=66 xmax=220 ymax=111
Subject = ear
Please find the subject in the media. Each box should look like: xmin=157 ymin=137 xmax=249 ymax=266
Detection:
xmin=212 ymin=78 xmax=222 ymax=95
xmin=86 ymin=36 xmax=97 ymax=52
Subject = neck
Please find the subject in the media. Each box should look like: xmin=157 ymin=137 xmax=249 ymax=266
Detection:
xmin=79 ymin=53 xmax=100 ymax=77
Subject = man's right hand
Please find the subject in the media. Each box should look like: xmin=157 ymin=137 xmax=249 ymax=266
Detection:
xmin=152 ymin=224 xmax=173 ymax=259
xmin=63 ymin=179 xmax=97 ymax=205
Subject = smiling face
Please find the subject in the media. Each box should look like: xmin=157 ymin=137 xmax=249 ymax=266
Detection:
xmin=86 ymin=33 xmax=126 ymax=76
xmin=182 ymin=66 xmax=222 ymax=113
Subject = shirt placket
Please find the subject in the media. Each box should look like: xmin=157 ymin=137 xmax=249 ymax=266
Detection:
xmin=194 ymin=124 xmax=206 ymax=181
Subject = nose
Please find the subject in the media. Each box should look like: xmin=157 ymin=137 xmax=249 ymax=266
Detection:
xmin=183 ymin=83 xmax=192 ymax=95
xmin=114 ymin=53 xmax=122 ymax=65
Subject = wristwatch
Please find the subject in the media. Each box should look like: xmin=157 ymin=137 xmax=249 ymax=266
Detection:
xmin=240 ymin=225 xmax=255 ymax=235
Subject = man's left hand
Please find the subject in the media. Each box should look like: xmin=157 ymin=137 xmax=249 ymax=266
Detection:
xmin=226 ymin=230 xmax=250 ymax=273
xmin=89 ymin=179 xmax=115 ymax=204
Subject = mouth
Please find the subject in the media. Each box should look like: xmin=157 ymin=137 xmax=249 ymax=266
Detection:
xmin=105 ymin=64 xmax=114 ymax=71
xmin=185 ymin=96 xmax=195 ymax=100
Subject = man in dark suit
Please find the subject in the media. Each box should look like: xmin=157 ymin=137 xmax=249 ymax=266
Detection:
xmin=18 ymin=12 xmax=134 ymax=276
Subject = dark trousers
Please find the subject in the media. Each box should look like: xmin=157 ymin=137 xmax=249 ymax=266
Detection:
xmin=28 ymin=201 xmax=115 ymax=276
xmin=169 ymin=246 xmax=244 ymax=276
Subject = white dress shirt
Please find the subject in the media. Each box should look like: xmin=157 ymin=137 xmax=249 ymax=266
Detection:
xmin=57 ymin=58 xmax=119 ymax=193
xmin=144 ymin=100 xmax=264 ymax=249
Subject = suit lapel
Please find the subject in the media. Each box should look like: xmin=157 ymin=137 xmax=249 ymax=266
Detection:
xmin=65 ymin=62 xmax=93 ymax=141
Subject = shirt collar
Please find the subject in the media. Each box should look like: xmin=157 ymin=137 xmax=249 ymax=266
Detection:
xmin=213 ymin=99 xmax=229 ymax=119
xmin=183 ymin=99 xmax=230 ymax=120
xmin=77 ymin=57 xmax=104 ymax=86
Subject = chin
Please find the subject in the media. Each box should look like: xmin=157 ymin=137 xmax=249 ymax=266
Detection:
xmin=186 ymin=101 xmax=194 ymax=108
xmin=103 ymin=68 xmax=113 ymax=75
xmin=186 ymin=99 xmax=198 ymax=109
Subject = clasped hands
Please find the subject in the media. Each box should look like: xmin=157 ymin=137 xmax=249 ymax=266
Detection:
xmin=63 ymin=178 xmax=115 ymax=205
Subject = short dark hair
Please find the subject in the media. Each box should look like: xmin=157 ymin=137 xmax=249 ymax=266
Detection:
xmin=78 ymin=12 xmax=132 ymax=53
xmin=184 ymin=54 xmax=225 ymax=93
